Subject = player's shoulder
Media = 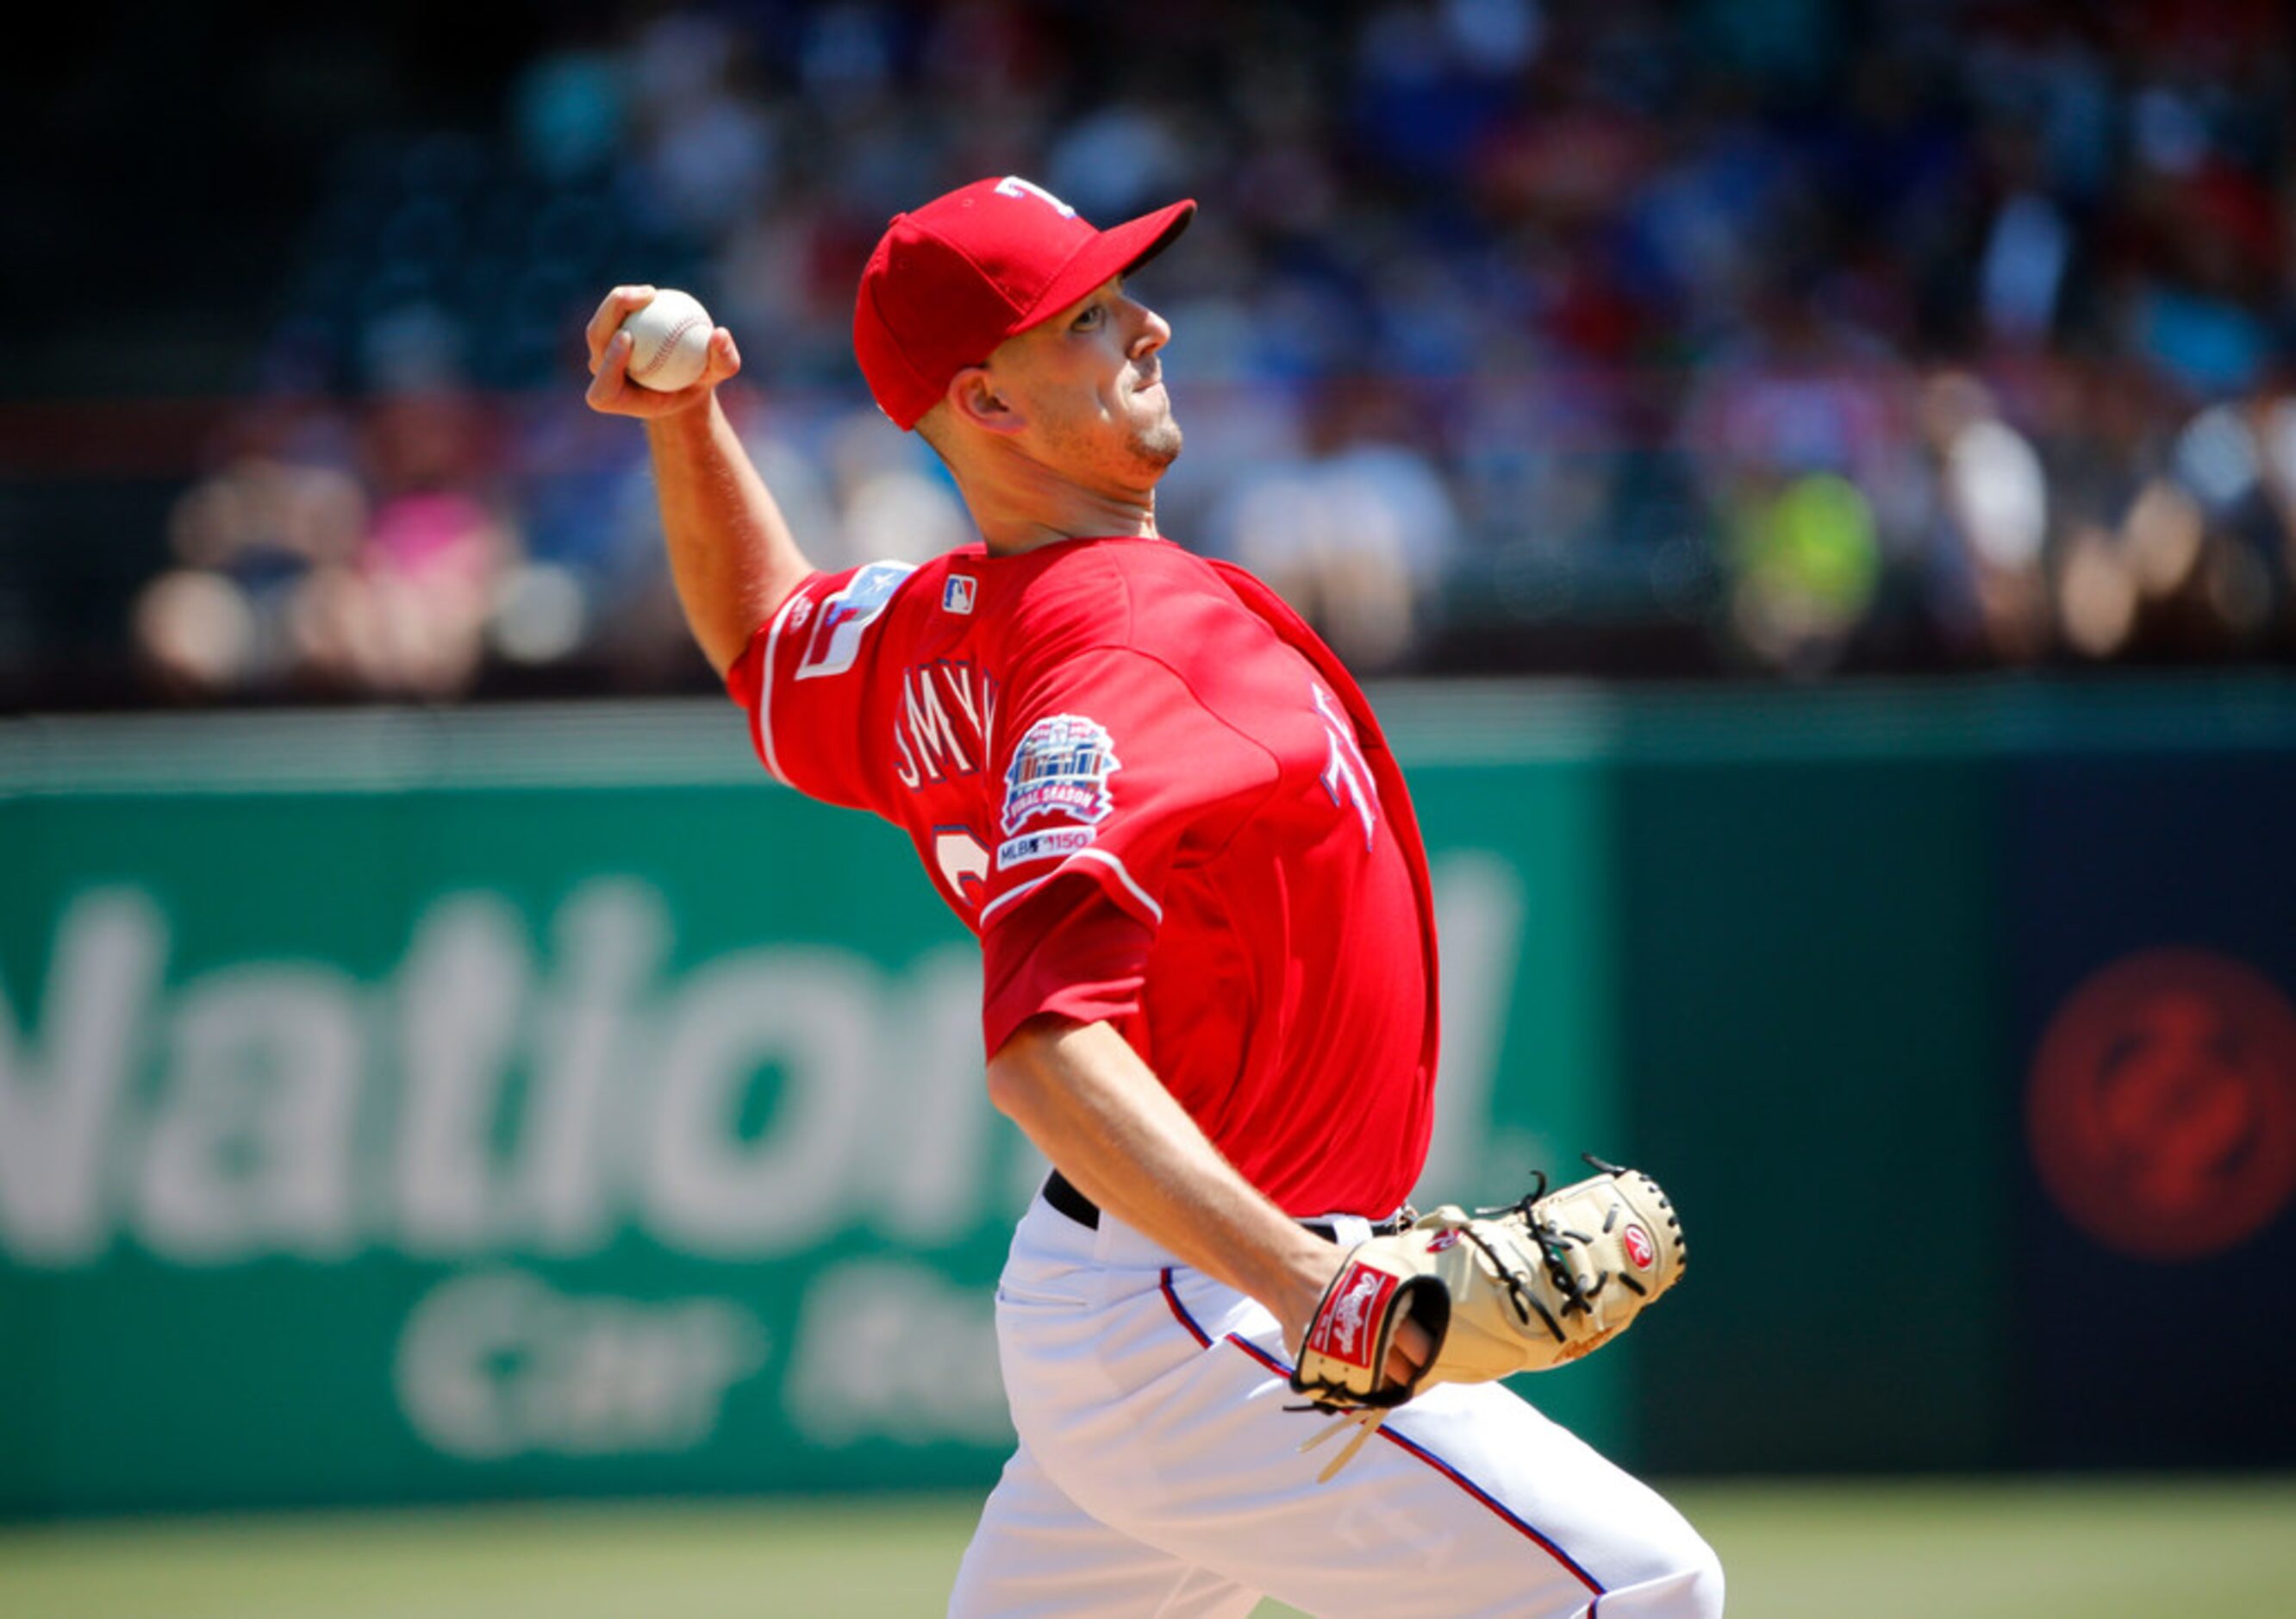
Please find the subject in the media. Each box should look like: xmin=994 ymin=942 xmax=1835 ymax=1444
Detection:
xmin=885 ymin=547 xmax=989 ymax=625
xmin=997 ymin=536 xmax=1244 ymax=656
xmin=802 ymin=545 xmax=982 ymax=640
xmin=861 ymin=545 xmax=983 ymax=611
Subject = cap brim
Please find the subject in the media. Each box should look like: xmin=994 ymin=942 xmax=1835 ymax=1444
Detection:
xmin=1019 ymin=198 xmax=1198 ymax=335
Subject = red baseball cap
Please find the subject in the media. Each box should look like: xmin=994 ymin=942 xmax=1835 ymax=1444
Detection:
xmin=853 ymin=176 xmax=1196 ymax=429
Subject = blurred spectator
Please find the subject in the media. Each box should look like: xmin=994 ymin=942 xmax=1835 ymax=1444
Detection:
xmin=1681 ymin=273 xmax=1908 ymax=672
xmin=134 ymin=406 xmax=366 ymax=698
xmin=1912 ymin=372 xmax=2052 ymax=666
xmin=625 ymin=10 xmax=779 ymax=239
xmin=293 ymin=389 xmax=516 ymax=700
xmin=821 ymin=412 xmax=975 ymax=572
xmin=510 ymin=31 xmax=627 ymax=185
xmin=1213 ymin=389 xmax=1462 ymax=671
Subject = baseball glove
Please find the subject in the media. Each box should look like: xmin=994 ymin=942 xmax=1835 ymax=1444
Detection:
xmin=1288 ymin=1156 xmax=1687 ymax=1479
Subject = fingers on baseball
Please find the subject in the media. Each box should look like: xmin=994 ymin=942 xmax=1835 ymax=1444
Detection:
xmin=585 ymin=285 xmax=658 ymax=368
xmin=585 ymin=332 xmax=636 ymax=411
xmin=707 ymin=327 xmax=741 ymax=380
xmin=644 ymin=344 xmax=733 ymax=410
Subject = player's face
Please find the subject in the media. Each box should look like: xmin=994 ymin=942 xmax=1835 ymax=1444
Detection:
xmin=995 ymin=276 xmax=1181 ymax=485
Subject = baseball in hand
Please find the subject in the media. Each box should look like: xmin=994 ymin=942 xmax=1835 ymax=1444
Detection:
xmin=618 ymin=289 xmax=714 ymax=391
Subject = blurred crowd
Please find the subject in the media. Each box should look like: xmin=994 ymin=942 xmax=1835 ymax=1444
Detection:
xmin=122 ymin=0 xmax=2296 ymax=701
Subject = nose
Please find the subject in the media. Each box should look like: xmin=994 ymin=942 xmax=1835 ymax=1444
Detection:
xmin=1126 ymin=297 xmax=1170 ymax=359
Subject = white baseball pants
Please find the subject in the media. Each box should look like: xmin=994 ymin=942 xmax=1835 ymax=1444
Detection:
xmin=950 ymin=1195 xmax=1724 ymax=1617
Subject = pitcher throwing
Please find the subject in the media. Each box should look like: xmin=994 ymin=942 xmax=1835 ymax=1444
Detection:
xmin=583 ymin=174 xmax=1722 ymax=1617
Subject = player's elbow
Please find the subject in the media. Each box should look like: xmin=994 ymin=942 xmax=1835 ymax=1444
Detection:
xmin=983 ymin=1015 xmax=1076 ymax=1122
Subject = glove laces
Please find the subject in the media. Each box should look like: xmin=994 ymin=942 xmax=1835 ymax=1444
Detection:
xmin=1297 ymin=1408 xmax=1388 ymax=1482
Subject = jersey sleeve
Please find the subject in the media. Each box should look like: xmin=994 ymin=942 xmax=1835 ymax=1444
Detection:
xmin=978 ymin=645 xmax=1278 ymax=1056
xmin=724 ymin=559 xmax=919 ymax=813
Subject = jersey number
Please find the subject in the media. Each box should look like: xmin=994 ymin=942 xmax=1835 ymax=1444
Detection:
xmin=934 ymin=829 xmax=989 ymax=910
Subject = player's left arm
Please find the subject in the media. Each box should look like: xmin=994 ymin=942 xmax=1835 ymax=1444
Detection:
xmin=988 ymin=1015 xmax=1426 ymax=1379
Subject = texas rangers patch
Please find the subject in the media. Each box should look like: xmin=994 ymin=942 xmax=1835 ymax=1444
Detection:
xmin=797 ymin=559 xmax=914 ymax=679
xmin=1002 ymin=714 xmax=1120 ymax=834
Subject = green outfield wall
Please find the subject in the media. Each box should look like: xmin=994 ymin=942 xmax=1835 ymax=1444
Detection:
xmin=3 ymin=679 xmax=2293 ymax=1514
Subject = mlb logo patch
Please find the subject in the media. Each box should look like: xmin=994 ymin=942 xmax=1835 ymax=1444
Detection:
xmin=943 ymin=575 xmax=977 ymax=615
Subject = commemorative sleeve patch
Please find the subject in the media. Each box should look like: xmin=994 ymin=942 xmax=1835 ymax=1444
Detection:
xmin=1002 ymin=714 xmax=1120 ymax=835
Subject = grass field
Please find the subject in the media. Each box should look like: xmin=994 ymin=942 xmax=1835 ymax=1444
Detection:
xmin=2 ymin=1476 xmax=2290 ymax=1616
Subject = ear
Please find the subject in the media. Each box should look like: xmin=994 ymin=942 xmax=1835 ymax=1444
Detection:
xmin=946 ymin=364 xmax=1027 ymax=436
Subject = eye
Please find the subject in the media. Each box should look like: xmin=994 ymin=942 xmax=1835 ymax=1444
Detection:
xmin=1072 ymin=303 xmax=1107 ymax=332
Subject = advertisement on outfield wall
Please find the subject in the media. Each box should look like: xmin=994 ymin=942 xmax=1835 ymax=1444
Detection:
xmin=0 ymin=745 xmax=1620 ymax=1515
xmin=2003 ymin=751 xmax=2296 ymax=1470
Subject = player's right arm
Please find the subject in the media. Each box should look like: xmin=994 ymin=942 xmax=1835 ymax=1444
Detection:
xmin=583 ymin=286 xmax=813 ymax=676
xmin=989 ymin=1017 xmax=1430 ymax=1384
xmin=989 ymin=1016 xmax=1340 ymax=1341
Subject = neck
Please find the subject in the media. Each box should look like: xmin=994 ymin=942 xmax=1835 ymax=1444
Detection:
xmin=956 ymin=445 xmax=1162 ymax=556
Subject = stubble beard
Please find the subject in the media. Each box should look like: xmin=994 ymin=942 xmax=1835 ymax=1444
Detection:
xmin=1039 ymin=384 xmax=1183 ymax=486
xmin=1127 ymin=389 xmax=1182 ymax=472
xmin=1131 ymin=413 xmax=1182 ymax=472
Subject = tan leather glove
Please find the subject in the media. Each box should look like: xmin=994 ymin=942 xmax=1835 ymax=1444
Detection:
xmin=1288 ymin=1158 xmax=1688 ymax=1478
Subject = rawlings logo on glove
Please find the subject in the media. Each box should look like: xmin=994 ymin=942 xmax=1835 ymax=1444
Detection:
xmin=1305 ymin=1263 xmax=1401 ymax=1370
xmin=1288 ymin=1156 xmax=1688 ymax=1479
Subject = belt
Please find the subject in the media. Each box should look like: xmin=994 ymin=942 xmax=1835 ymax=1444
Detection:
xmin=1042 ymin=1170 xmax=1407 ymax=1244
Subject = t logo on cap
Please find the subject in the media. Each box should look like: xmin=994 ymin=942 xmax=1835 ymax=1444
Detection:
xmin=994 ymin=176 xmax=1077 ymax=217
xmin=852 ymin=176 xmax=1196 ymax=431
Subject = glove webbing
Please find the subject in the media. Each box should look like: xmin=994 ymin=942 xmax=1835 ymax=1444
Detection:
xmin=1458 ymin=1216 xmax=1572 ymax=1344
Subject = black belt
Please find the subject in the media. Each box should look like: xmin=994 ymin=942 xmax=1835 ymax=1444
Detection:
xmin=1042 ymin=1170 xmax=1407 ymax=1244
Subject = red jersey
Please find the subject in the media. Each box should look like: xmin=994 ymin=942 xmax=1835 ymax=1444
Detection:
xmin=725 ymin=535 xmax=1438 ymax=1217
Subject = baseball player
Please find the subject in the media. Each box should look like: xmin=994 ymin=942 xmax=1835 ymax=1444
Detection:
xmin=585 ymin=176 xmax=1722 ymax=1617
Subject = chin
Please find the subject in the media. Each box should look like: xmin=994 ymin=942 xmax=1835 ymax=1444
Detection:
xmin=1131 ymin=413 xmax=1183 ymax=472
xmin=1137 ymin=431 xmax=1182 ymax=472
